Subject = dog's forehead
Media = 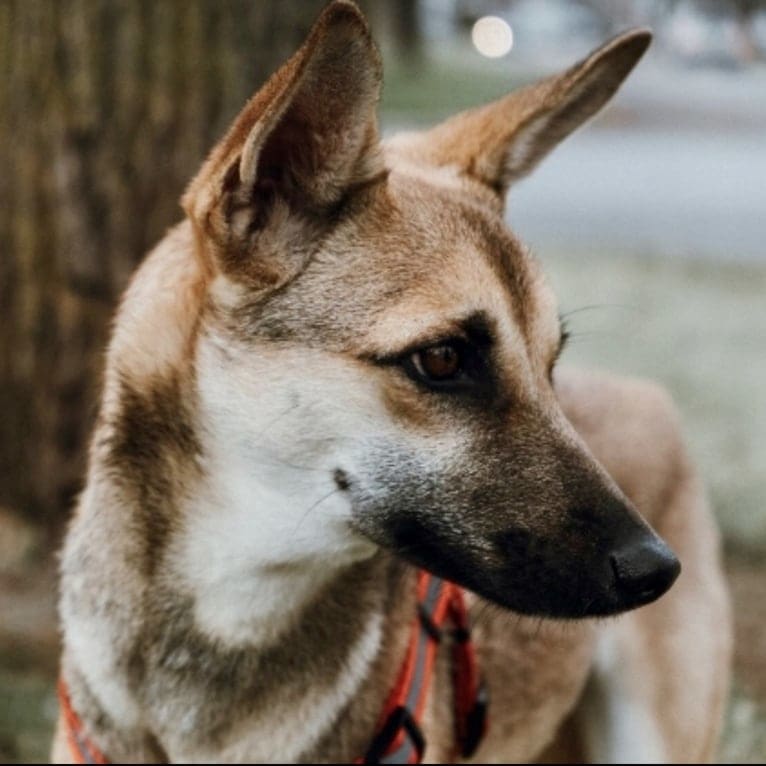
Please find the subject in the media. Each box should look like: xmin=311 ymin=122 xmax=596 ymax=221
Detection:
xmin=350 ymin=171 xmax=533 ymax=347
xmin=245 ymin=169 xmax=559 ymax=354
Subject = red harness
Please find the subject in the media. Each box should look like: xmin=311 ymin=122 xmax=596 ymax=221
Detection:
xmin=59 ymin=571 xmax=487 ymax=764
xmin=58 ymin=677 xmax=108 ymax=765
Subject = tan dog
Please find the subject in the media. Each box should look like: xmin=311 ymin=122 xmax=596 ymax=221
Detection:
xmin=54 ymin=2 xmax=731 ymax=762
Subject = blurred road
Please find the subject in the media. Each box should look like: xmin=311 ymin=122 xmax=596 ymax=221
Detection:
xmin=508 ymin=126 xmax=765 ymax=261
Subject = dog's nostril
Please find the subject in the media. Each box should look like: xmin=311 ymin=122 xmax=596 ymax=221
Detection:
xmin=610 ymin=536 xmax=681 ymax=603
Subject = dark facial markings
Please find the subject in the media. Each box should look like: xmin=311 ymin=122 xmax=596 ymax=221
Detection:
xmin=366 ymin=311 xmax=497 ymax=400
xmin=105 ymin=374 xmax=202 ymax=577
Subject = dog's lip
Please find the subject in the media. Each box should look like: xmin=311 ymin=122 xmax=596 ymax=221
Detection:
xmin=356 ymin=535 xmax=674 ymax=620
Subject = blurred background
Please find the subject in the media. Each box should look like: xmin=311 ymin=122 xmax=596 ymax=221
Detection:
xmin=0 ymin=0 xmax=764 ymax=761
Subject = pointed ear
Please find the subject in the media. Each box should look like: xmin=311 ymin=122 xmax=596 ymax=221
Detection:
xmin=182 ymin=1 xmax=383 ymax=282
xmin=388 ymin=29 xmax=651 ymax=197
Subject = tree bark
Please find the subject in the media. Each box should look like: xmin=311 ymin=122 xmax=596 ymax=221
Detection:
xmin=0 ymin=0 xmax=330 ymax=530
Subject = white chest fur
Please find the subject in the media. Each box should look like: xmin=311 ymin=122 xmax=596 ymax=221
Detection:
xmin=171 ymin=333 xmax=381 ymax=647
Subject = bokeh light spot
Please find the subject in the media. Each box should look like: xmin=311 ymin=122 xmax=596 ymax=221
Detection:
xmin=472 ymin=16 xmax=514 ymax=58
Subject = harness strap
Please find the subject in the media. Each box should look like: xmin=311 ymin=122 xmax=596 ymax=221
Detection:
xmin=57 ymin=678 xmax=108 ymax=765
xmin=450 ymin=588 xmax=488 ymax=758
xmin=361 ymin=572 xmax=488 ymax=764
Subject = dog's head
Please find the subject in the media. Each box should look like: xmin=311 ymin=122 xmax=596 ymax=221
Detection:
xmin=180 ymin=1 xmax=678 ymax=619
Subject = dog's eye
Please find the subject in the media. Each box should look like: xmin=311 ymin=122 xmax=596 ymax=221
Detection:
xmin=411 ymin=344 xmax=462 ymax=381
xmin=372 ymin=317 xmax=494 ymax=396
xmin=402 ymin=339 xmax=488 ymax=393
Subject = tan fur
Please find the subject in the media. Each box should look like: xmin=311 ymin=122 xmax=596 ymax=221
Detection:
xmin=387 ymin=29 xmax=651 ymax=194
xmin=54 ymin=2 xmax=730 ymax=763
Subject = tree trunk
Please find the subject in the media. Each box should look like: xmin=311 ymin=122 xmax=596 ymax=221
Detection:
xmin=0 ymin=0 xmax=330 ymax=531
xmin=391 ymin=0 xmax=422 ymax=64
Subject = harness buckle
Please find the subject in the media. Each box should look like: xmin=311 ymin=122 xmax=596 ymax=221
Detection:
xmin=363 ymin=705 xmax=426 ymax=764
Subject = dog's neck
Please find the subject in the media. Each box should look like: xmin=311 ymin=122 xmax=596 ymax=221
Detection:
xmin=151 ymin=552 xmax=409 ymax=763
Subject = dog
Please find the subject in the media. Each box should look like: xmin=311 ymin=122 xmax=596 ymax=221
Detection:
xmin=53 ymin=2 xmax=731 ymax=762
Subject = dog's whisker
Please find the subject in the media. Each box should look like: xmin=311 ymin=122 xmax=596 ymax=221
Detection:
xmin=291 ymin=487 xmax=343 ymax=537
xmin=471 ymin=600 xmax=495 ymax=632
xmin=252 ymin=402 xmax=305 ymax=440
xmin=256 ymin=457 xmax=328 ymax=474
xmin=578 ymin=594 xmax=598 ymax=619
xmin=559 ymin=302 xmax=641 ymax=320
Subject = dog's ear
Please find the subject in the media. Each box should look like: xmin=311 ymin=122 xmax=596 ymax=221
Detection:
xmin=182 ymin=1 xmax=382 ymax=283
xmin=388 ymin=29 xmax=650 ymax=198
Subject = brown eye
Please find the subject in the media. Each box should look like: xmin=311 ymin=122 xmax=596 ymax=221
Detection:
xmin=412 ymin=344 xmax=462 ymax=381
xmin=394 ymin=335 xmax=490 ymax=394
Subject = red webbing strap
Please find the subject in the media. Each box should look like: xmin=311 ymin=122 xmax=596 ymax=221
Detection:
xmin=448 ymin=587 xmax=487 ymax=758
xmin=361 ymin=571 xmax=450 ymax=764
xmin=361 ymin=571 xmax=487 ymax=764
xmin=57 ymin=678 xmax=109 ymax=765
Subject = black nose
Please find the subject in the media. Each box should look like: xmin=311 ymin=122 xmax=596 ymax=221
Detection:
xmin=610 ymin=535 xmax=681 ymax=607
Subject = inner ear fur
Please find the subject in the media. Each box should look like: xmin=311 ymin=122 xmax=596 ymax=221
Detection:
xmin=387 ymin=28 xmax=651 ymax=197
xmin=182 ymin=0 xmax=383 ymax=281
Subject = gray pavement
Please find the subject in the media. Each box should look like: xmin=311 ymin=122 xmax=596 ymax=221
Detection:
xmin=506 ymin=59 xmax=766 ymax=262
xmin=508 ymin=125 xmax=765 ymax=261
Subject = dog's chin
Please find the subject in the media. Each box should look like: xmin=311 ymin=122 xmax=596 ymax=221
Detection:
xmin=474 ymin=579 xmax=665 ymax=620
xmin=369 ymin=518 xmax=678 ymax=620
xmin=394 ymin=547 xmax=673 ymax=620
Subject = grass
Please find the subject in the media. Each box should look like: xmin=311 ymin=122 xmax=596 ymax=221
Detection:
xmin=722 ymin=682 xmax=766 ymax=764
xmin=540 ymin=249 xmax=766 ymax=556
xmin=0 ymin=667 xmax=56 ymax=764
